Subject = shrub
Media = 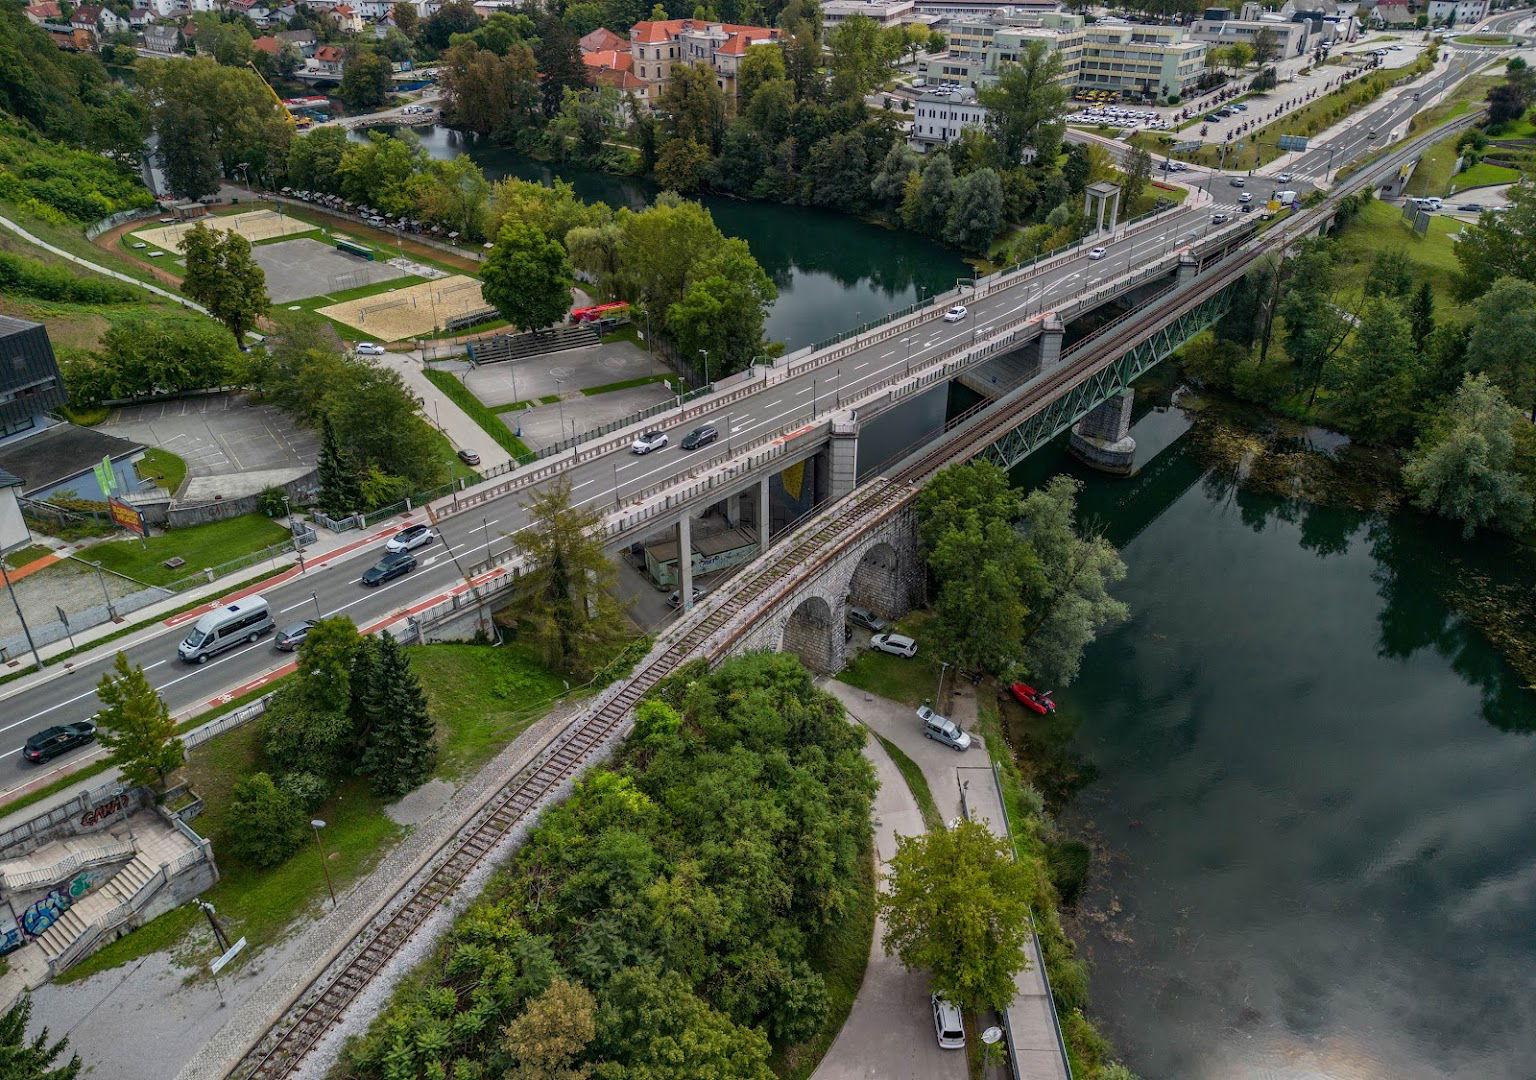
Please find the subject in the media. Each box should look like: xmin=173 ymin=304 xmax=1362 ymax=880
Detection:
xmin=224 ymin=773 xmax=307 ymax=868
xmin=256 ymin=487 xmax=289 ymax=518
xmin=277 ymin=770 xmax=333 ymax=812
xmin=0 ymin=252 xmax=136 ymax=304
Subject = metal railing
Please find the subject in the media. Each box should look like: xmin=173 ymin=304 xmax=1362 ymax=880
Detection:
xmin=0 ymin=837 xmax=136 ymax=892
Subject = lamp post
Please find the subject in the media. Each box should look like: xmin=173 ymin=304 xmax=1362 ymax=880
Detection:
xmin=0 ymin=560 xmax=41 ymax=672
xmin=311 ymin=819 xmax=337 ymax=907
xmin=698 ymin=348 xmax=710 ymax=387
xmin=281 ymin=496 xmax=306 ymax=574
xmin=554 ymin=377 xmax=567 ymax=445
xmin=936 ymin=660 xmax=950 ymax=707
xmin=481 ymin=516 xmax=492 ymax=556
xmin=310 ymin=591 xmax=322 ymax=620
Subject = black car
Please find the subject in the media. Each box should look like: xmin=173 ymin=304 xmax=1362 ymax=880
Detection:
xmin=23 ymin=722 xmax=97 ymax=764
xmin=1240 ymin=203 xmax=1254 ymax=213
xmin=361 ymin=551 xmax=416 ymax=586
xmin=275 ymin=620 xmax=318 ymax=651
xmin=681 ymin=425 xmax=719 ymax=450
xmin=457 ymin=448 xmax=481 ymax=467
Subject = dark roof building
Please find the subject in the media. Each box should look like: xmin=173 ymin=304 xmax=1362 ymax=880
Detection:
xmin=0 ymin=422 xmax=145 ymax=498
xmin=0 ymin=317 xmax=67 ymax=445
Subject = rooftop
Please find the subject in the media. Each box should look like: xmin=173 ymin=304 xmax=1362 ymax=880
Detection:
xmin=0 ymin=423 xmax=144 ymax=495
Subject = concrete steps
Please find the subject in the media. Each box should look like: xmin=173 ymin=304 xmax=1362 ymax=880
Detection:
xmin=0 ymin=836 xmax=136 ymax=893
xmin=32 ymin=853 xmax=161 ymax=963
xmin=468 ymin=324 xmax=600 ymax=365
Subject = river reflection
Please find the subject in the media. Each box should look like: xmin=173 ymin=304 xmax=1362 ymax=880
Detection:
xmin=1022 ymin=388 xmax=1536 ymax=1080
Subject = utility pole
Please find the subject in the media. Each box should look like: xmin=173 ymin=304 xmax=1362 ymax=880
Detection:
xmin=0 ymin=560 xmax=41 ymax=672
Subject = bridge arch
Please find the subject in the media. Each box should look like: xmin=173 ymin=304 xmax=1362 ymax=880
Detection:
xmin=844 ymin=540 xmax=905 ymax=622
xmin=781 ymin=594 xmax=841 ymax=674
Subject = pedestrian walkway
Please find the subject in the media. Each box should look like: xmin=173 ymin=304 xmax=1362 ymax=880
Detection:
xmin=383 ymin=350 xmax=511 ymax=471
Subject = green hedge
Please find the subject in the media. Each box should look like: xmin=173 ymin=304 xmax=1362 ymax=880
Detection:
xmin=0 ymin=251 xmax=137 ymax=303
xmin=421 ymin=367 xmax=534 ymax=462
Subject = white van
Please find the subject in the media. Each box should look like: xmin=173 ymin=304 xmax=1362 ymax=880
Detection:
xmin=178 ymin=595 xmax=275 ymax=664
xmin=1275 ymin=190 xmax=1298 ymax=206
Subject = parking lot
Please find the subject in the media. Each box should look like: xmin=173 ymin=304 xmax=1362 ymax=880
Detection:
xmin=463 ymin=340 xmax=666 ymax=407
xmin=97 ymin=393 xmax=318 ymax=501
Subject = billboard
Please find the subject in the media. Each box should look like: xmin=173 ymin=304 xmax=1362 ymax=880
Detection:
xmin=1277 ymin=135 xmax=1309 ymax=152
xmin=108 ymin=498 xmax=146 ymax=536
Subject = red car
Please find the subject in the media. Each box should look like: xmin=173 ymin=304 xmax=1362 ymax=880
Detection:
xmin=1010 ymin=683 xmax=1056 ymax=715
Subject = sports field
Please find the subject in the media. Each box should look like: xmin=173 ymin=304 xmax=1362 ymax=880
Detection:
xmin=132 ymin=209 xmax=311 ymax=253
xmin=317 ymin=275 xmax=490 ymax=338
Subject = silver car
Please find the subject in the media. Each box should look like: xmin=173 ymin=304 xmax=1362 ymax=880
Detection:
xmin=631 ymin=430 xmax=668 ymax=455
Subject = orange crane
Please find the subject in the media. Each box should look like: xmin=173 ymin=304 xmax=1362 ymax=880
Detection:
xmin=246 ymin=61 xmax=308 ymax=129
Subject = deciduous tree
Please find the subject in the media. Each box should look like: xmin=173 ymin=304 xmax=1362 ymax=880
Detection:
xmin=261 ymin=617 xmax=366 ymax=781
xmin=339 ymin=50 xmax=391 ymax=109
xmin=156 ymin=99 xmax=220 ymax=200
xmin=95 ymin=652 xmax=183 ymax=790
xmin=180 ymin=222 xmax=271 ymax=344
xmin=944 ymin=166 xmax=1003 ymax=254
xmin=482 ymin=220 xmax=576 ymax=333
xmin=1404 ymin=374 xmax=1535 ymax=536
xmin=978 ymin=42 xmax=1067 ymax=165
xmin=880 ymin=820 xmax=1035 ymax=1013
xmin=503 ymin=977 xmax=596 ymax=1080
xmin=1335 ymin=297 xmax=1420 ymax=444
xmin=1453 ymin=180 xmax=1536 ymax=299
xmin=225 ymin=773 xmax=307 ymax=868
xmin=1466 ymin=276 xmax=1536 ymax=420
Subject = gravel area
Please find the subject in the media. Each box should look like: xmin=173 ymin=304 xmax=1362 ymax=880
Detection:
xmin=0 ymin=559 xmax=157 ymax=662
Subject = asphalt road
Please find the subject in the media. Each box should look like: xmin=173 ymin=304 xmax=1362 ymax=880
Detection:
xmin=0 ymin=33 xmax=1507 ymax=785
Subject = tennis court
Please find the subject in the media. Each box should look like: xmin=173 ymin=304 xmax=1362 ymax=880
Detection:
xmin=317 ymin=275 xmax=492 ymax=338
xmin=132 ymin=209 xmax=312 ymax=253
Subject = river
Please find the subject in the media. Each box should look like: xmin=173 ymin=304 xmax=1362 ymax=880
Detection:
xmin=355 ymin=125 xmax=970 ymax=350
xmin=1014 ymin=386 xmax=1536 ymax=1080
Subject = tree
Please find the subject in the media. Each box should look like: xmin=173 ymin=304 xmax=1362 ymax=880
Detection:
xmin=904 ymin=153 xmax=956 ymax=238
xmin=915 ymin=461 xmax=1037 ymax=676
xmin=481 ymin=220 xmax=575 ymax=333
xmin=156 ymin=99 xmax=220 ymax=200
xmin=179 ymin=222 xmax=270 ymax=343
xmin=339 ymin=50 xmax=391 ymax=109
xmin=423 ymin=0 xmax=480 ymax=48
xmin=513 ymin=477 xmax=630 ymax=677
xmin=535 ymin=13 xmax=588 ymax=118
xmin=1408 ymin=279 xmax=1435 ymax=350
xmin=827 ymin=14 xmax=889 ymax=100
xmin=880 ymin=820 xmax=1035 ymax=1013
xmin=736 ymin=44 xmax=785 ymax=107
xmin=657 ymin=62 xmax=726 ymax=152
xmin=225 ymin=773 xmax=307 ymax=868
xmin=393 ymin=0 xmax=418 ymax=36
xmin=1466 ymin=276 xmax=1536 ymax=420
xmin=0 ymin=995 xmax=81 ymax=1080
xmin=358 ymin=633 xmax=437 ymax=799
xmin=261 ymin=617 xmax=366 ymax=781
xmin=317 ymin=413 xmax=361 ymax=515
xmin=1453 ymin=180 xmax=1536 ymax=300
xmin=944 ymin=166 xmax=1003 ymax=254
xmin=503 ymin=977 xmax=596 ymax=1080
xmin=1404 ymin=374 xmax=1535 ymax=537
xmin=285 ymin=126 xmax=350 ymax=193
xmin=95 ymin=652 xmax=183 ymax=790
xmin=139 ymin=56 xmax=292 ymax=182
xmin=1015 ymin=476 xmax=1127 ymax=687
xmin=1334 ymin=297 xmax=1420 ymax=444
xmin=654 ymin=137 xmax=713 ymax=193
xmin=665 ymin=239 xmax=777 ymax=378
xmin=592 ymin=967 xmax=774 ymax=1080
xmin=1121 ymin=145 xmax=1152 ymax=209
xmin=1278 ymin=240 xmax=1355 ymax=404
xmin=1363 ymin=249 xmax=1413 ymax=299
xmin=870 ymin=140 xmax=920 ymax=207
xmin=978 ymin=42 xmax=1067 ymax=165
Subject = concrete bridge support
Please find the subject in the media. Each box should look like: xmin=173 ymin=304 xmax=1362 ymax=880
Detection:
xmin=1038 ymin=313 xmax=1065 ymax=372
xmin=677 ymin=514 xmax=694 ymax=611
xmin=1178 ymin=252 xmax=1198 ymax=283
xmin=1068 ymin=389 xmax=1136 ymax=475
xmin=829 ymin=418 xmax=860 ymax=502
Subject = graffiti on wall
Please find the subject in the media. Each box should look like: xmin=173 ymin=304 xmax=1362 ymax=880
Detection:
xmin=0 ymin=923 xmax=19 ymax=954
xmin=80 ymin=793 xmax=130 ymax=828
xmin=21 ymin=888 xmax=71 ymax=936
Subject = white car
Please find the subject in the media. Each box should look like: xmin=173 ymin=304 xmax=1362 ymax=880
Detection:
xmin=870 ymin=633 xmax=918 ymax=658
xmin=1238 ymin=193 xmax=1253 ymax=204
xmin=1276 ymin=172 xmax=1294 ymax=183
xmin=385 ymin=524 xmax=435 ymax=553
xmin=1088 ymin=247 xmax=1107 ymax=260
xmin=932 ymin=995 xmax=966 ymax=1050
xmin=355 ymin=342 xmax=385 ymax=356
xmin=942 ymin=305 xmax=968 ymax=323
xmin=631 ymin=430 xmax=668 ymax=454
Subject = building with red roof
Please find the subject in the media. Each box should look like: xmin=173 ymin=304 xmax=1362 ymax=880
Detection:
xmin=628 ymin=18 xmax=778 ymax=104
xmin=579 ymin=26 xmax=627 ymax=53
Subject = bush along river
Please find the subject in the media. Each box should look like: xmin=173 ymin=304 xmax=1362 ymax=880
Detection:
xmin=1008 ymin=375 xmax=1536 ymax=1080
xmin=356 ymin=125 xmax=971 ymax=351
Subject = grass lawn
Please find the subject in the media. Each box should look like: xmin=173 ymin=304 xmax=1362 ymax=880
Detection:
xmin=871 ymin=731 xmax=942 ymax=830
xmin=490 ymin=399 xmax=534 ymax=413
xmin=1 ymin=544 xmax=50 ymax=569
xmin=837 ymin=612 xmax=938 ymax=708
xmin=79 ymin=514 xmax=290 ymax=587
xmin=422 ymin=367 xmax=534 ymax=462
xmin=1452 ymin=162 xmax=1522 ymax=191
xmin=1453 ymin=33 xmax=1511 ymax=44
xmin=599 ymin=325 xmax=645 ymax=348
xmin=135 ymin=447 xmax=188 ymax=496
xmin=425 ymin=427 xmax=482 ymax=486
xmin=1405 ymin=134 xmax=1460 ymax=196
xmin=1332 ymin=198 xmax=1467 ymax=312
xmin=579 ymin=374 xmax=675 ymax=396
xmin=770 ymin=846 xmax=875 ymax=1080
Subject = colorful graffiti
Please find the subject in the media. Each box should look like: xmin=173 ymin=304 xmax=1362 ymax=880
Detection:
xmin=21 ymin=888 xmax=70 ymax=936
xmin=80 ymin=793 xmax=130 ymax=828
xmin=0 ymin=924 xmax=20 ymax=954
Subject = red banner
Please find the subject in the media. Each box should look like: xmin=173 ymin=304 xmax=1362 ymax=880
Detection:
xmin=108 ymin=498 xmax=146 ymax=536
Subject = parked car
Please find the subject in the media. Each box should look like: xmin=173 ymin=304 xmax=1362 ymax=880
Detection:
xmin=942 ymin=305 xmax=968 ymax=323
xmin=667 ymin=585 xmax=704 ymax=609
xmin=386 ymin=524 xmax=436 ymax=553
xmin=917 ymin=706 xmax=971 ymax=751
xmin=361 ymin=551 xmax=416 ymax=586
xmin=681 ymin=424 xmax=719 ymax=450
xmin=1010 ymin=682 xmax=1057 ymax=715
xmin=22 ymin=722 xmax=96 ymax=764
xmin=846 ymin=605 xmax=889 ymax=633
xmin=274 ymin=620 xmax=318 ymax=652
xmin=631 ymin=430 xmax=669 ymax=455
xmin=1088 ymin=246 xmax=1107 ymax=260
xmin=355 ymin=342 xmax=385 ymax=355
xmin=870 ymin=632 xmax=918 ymax=658
xmin=456 ymin=448 xmax=481 ymax=467
xmin=932 ymin=995 xmax=966 ymax=1050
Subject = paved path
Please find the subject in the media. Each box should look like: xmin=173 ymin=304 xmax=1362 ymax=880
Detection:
xmin=0 ymin=213 xmax=208 ymax=315
xmin=384 ymin=351 xmax=511 ymax=472
xmin=811 ymin=708 xmax=967 ymax=1080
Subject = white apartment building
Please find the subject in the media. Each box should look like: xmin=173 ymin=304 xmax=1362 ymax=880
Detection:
xmin=1078 ymin=21 xmax=1206 ymax=101
xmin=822 ymin=0 xmax=919 ymax=31
xmin=1426 ymin=0 xmax=1489 ymax=24
xmin=908 ymin=86 xmax=992 ymax=153
xmin=1190 ymin=14 xmax=1311 ymax=58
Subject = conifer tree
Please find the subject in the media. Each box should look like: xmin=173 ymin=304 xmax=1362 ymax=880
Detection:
xmin=95 ymin=652 xmax=183 ymax=790
xmin=359 ymin=633 xmax=436 ymax=799
xmin=317 ymin=413 xmax=361 ymax=517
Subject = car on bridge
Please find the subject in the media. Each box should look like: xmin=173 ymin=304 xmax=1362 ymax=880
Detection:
xmin=632 ymin=430 xmax=669 ymax=454
xmin=681 ymin=424 xmax=719 ymax=450
xmin=361 ymin=550 xmax=417 ymax=586
xmin=1089 ymin=246 xmax=1107 ymax=260
xmin=22 ymin=721 xmax=97 ymax=764
xmin=386 ymin=524 xmax=436 ymax=553
xmin=1212 ymin=212 xmax=1230 ymax=224
xmin=942 ymin=305 xmax=968 ymax=322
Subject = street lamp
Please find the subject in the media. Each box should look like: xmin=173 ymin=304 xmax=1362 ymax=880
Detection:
xmin=0 ymin=559 xmax=41 ymax=672
xmin=554 ymin=377 xmax=567 ymax=445
xmin=698 ymin=348 xmax=710 ymax=386
xmin=311 ymin=819 xmax=337 ymax=907
xmin=281 ymin=496 xmax=306 ymax=574
xmin=936 ymin=660 xmax=950 ymax=706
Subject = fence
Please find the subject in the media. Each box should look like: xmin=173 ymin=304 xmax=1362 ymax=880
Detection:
xmin=0 ymin=781 xmax=144 ymax=858
xmin=84 ymin=206 xmax=159 ymax=241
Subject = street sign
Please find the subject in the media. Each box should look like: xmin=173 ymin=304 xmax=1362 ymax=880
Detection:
xmin=1277 ymin=134 xmax=1310 ymax=152
xmin=210 ymin=936 xmax=247 ymax=974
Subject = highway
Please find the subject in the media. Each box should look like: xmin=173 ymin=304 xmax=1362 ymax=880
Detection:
xmin=0 ymin=25 xmax=1514 ymax=790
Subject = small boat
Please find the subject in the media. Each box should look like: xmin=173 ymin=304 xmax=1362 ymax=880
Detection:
xmin=1010 ymin=682 xmax=1056 ymax=715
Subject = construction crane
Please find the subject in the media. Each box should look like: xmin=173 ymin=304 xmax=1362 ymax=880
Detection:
xmin=246 ymin=61 xmax=306 ymax=128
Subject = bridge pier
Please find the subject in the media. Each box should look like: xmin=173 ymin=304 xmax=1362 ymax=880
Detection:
xmin=757 ymin=477 xmax=771 ymax=552
xmin=677 ymin=514 xmax=694 ymax=611
xmin=1178 ymin=252 xmax=1198 ymax=283
xmin=1068 ymin=389 xmax=1136 ymax=475
xmin=829 ymin=417 xmax=859 ymax=503
xmin=1038 ymin=313 xmax=1065 ymax=371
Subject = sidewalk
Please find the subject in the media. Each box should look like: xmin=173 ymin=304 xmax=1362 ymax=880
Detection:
xmin=383 ymin=350 xmax=512 ymax=471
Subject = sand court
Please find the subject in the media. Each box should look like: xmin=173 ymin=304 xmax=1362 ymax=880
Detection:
xmin=316 ymin=275 xmax=492 ymax=339
xmin=132 ymin=209 xmax=312 ymax=252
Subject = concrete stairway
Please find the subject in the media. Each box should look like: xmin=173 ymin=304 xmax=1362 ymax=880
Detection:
xmin=0 ymin=836 xmax=136 ymax=893
xmin=32 ymin=853 xmax=162 ymax=966
xmin=468 ymin=324 xmax=600 ymax=365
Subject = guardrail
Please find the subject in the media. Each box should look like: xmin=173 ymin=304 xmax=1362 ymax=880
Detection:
xmin=0 ymin=837 xmax=136 ymax=892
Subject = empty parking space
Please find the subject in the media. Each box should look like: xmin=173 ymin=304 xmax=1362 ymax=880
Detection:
xmin=465 ymin=340 xmax=663 ymax=406
xmin=251 ymin=237 xmax=408 ymax=304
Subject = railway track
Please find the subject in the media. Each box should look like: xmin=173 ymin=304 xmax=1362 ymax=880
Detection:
xmin=229 ymin=121 xmax=1451 ymax=1077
